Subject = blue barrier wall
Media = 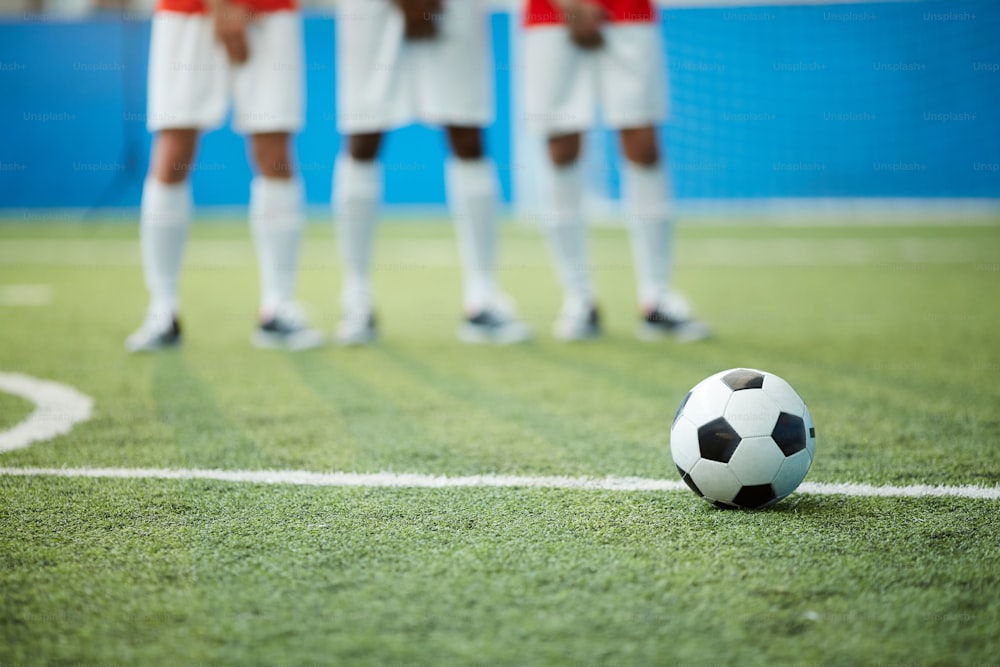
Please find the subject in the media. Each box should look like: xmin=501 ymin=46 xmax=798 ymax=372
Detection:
xmin=0 ymin=2 xmax=998 ymax=210
xmin=0 ymin=13 xmax=513 ymax=209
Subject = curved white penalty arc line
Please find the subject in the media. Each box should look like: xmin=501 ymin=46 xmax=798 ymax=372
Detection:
xmin=0 ymin=372 xmax=94 ymax=453
xmin=0 ymin=466 xmax=997 ymax=500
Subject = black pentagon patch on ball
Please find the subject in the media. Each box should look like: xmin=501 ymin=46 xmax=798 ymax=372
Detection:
xmin=772 ymin=412 xmax=807 ymax=456
xmin=722 ymin=369 xmax=765 ymax=391
xmin=672 ymin=392 xmax=691 ymax=428
xmin=733 ymin=484 xmax=777 ymax=509
xmin=697 ymin=417 xmax=741 ymax=463
xmin=676 ymin=465 xmax=704 ymax=497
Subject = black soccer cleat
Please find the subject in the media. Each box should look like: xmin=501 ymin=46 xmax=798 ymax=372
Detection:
xmin=126 ymin=310 xmax=182 ymax=353
xmin=638 ymin=292 xmax=711 ymax=343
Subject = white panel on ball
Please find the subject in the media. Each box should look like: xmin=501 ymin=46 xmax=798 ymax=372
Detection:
xmin=670 ymin=416 xmax=702 ymax=473
xmin=678 ymin=374 xmax=734 ymax=427
xmin=724 ymin=389 xmax=781 ymax=438
xmin=760 ymin=374 xmax=808 ymax=418
xmin=773 ymin=449 xmax=813 ymax=498
xmin=727 ymin=436 xmax=786 ymax=486
xmin=688 ymin=459 xmax=743 ymax=504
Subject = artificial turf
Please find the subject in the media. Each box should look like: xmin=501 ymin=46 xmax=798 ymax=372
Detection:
xmin=1 ymin=218 xmax=998 ymax=664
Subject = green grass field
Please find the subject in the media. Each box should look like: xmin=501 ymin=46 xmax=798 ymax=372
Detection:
xmin=2 ymin=217 xmax=1000 ymax=665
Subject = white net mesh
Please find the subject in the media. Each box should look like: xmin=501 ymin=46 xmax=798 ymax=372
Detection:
xmin=508 ymin=0 xmax=1000 ymax=222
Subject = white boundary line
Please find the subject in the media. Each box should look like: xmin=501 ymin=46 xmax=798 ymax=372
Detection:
xmin=0 ymin=284 xmax=53 ymax=306
xmin=1 ymin=372 xmax=997 ymax=500
xmin=0 ymin=372 xmax=93 ymax=454
xmin=0 ymin=466 xmax=997 ymax=500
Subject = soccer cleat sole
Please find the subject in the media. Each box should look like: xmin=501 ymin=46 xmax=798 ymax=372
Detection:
xmin=252 ymin=330 xmax=328 ymax=351
xmin=337 ymin=329 xmax=377 ymax=347
xmin=457 ymin=323 xmax=532 ymax=346
xmin=552 ymin=323 xmax=601 ymax=343
xmin=637 ymin=320 xmax=712 ymax=343
xmin=125 ymin=337 xmax=182 ymax=353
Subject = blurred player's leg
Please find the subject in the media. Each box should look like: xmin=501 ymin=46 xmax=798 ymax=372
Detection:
xmin=234 ymin=10 xmax=323 ymax=350
xmin=249 ymin=132 xmax=300 ymax=314
xmin=542 ymin=133 xmax=600 ymax=341
xmin=128 ymin=10 xmax=225 ymax=352
xmin=248 ymin=132 xmax=325 ymax=350
xmin=128 ymin=8 xmax=225 ymax=352
xmin=619 ymin=127 xmax=709 ymax=342
xmin=523 ymin=19 xmax=602 ymax=341
xmin=249 ymin=173 xmax=303 ymax=314
xmin=332 ymin=133 xmax=382 ymax=346
xmin=335 ymin=0 xmax=527 ymax=344
xmin=429 ymin=3 xmax=528 ymax=344
xmin=128 ymin=129 xmax=197 ymax=352
xmin=620 ymin=127 xmax=669 ymax=310
xmin=138 ymin=175 xmax=190 ymax=327
xmin=333 ymin=0 xmax=400 ymax=345
xmin=445 ymin=126 xmax=497 ymax=312
xmin=598 ymin=22 xmax=709 ymax=341
xmin=445 ymin=125 xmax=529 ymax=345
xmin=445 ymin=132 xmax=531 ymax=344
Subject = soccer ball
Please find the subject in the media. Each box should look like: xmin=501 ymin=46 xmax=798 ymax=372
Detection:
xmin=671 ymin=368 xmax=816 ymax=509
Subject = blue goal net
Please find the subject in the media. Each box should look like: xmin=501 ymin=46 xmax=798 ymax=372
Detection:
xmin=508 ymin=0 xmax=1000 ymax=221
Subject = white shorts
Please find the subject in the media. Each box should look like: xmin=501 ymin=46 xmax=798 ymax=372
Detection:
xmin=335 ymin=0 xmax=493 ymax=134
xmin=147 ymin=10 xmax=304 ymax=134
xmin=522 ymin=23 xmax=668 ymax=135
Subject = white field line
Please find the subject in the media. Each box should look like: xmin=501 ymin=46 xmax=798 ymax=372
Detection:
xmin=0 ymin=466 xmax=997 ymax=500
xmin=1 ymin=372 xmax=997 ymax=500
xmin=0 ymin=284 xmax=53 ymax=306
xmin=0 ymin=237 xmax=992 ymax=268
xmin=0 ymin=372 xmax=93 ymax=454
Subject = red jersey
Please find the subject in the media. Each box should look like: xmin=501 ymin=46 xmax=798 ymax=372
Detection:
xmin=156 ymin=0 xmax=295 ymax=14
xmin=524 ymin=0 xmax=655 ymax=26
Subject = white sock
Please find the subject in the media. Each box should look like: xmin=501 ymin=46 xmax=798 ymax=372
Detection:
xmin=446 ymin=157 xmax=499 ymax=312
xmin=250 ymin=176 xmax=304 ymax=315
xmin=333 ymin=155 xmax=380 ymax=313
xmin=140 ymin=178 xmax=191 ymax=316
xmin=543 ymin=161 xmax=593 ymax=308
xmin=622 ymin=161 xmax=673 ymax=309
